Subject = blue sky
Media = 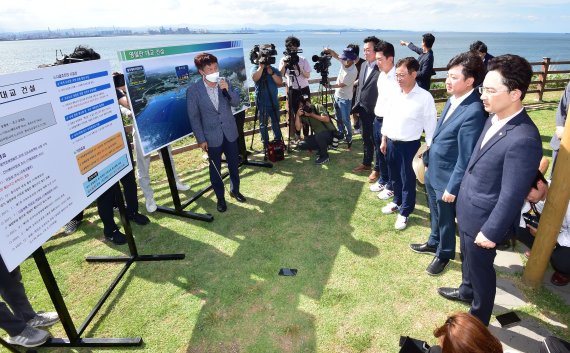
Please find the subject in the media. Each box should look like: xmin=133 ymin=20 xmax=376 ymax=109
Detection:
xmin=1 ymin=0 xmax=568 ymax=33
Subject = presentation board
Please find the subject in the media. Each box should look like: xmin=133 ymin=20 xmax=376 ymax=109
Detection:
xmin=118 ymin=41 xmax=249 ymax=156
xmin=0 ymin=60 xmax=132 ymax=271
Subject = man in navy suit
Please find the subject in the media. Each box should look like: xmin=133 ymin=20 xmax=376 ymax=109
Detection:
xmin=437 ymin=55 xmax=542 ymax=326
xmin=410 ymin=52 xmax=487 ymax=276
xmin=352 ymin=36 xmax=381 ymax=178
xmin=186 ymin=52 xmax=246 ymax=213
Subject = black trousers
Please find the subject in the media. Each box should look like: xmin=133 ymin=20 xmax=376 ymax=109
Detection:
xmin=97 ymin=168 xmax=139 ymax=236
xmin=0 ymin=262 xmax=36 ymax=336
xmin=359 ymin=111 xmax=374 ymax=167
xmin=298 ymin=131 xmax=333 ymax=158
xmin=516 ymin=226 xmax=570 ymax=275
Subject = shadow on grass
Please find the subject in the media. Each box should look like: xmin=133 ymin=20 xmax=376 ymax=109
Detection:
xmin=115 ymin=147 xmax=380 ymax=352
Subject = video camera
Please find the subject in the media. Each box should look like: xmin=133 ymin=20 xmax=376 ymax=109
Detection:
xmin=312 ymin=51 xmax=332 ymax=75
xmin=250 ymin=44 xmax=277 ymax=65
xmin=282 ymin=47 xmax=303 ymax=67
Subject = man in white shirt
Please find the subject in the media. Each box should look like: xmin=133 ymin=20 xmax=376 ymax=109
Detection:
xmin=370 ymin=40 xmax=398 ymax=194
xmin=379 ymin=57 xmax=437 ymax=230
xmin=517 ymin=170 xmax=570 ymax=286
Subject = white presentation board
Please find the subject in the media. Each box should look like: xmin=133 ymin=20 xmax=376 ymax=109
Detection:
xmin=0 ymin=60 xmax=132 ymax=271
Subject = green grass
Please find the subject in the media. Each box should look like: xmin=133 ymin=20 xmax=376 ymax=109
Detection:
xmin=14 ymin=99 xmax=569 ymax=353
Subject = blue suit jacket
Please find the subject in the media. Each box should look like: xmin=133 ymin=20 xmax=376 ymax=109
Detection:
xmin=456 ymin=109 xmax=542 ymax=243
xmin=186 ymin=80 xmax=240 ymax=148
xmin=352 ymin=62 xmax=379 ymax=115
xmin=425 ymin=90 xmax=487 ymax=196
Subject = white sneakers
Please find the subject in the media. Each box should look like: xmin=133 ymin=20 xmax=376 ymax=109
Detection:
xmin=395 ymin=214 xmax=408 ymax=230
xmin=377 ymin=188 xmax=394 ymax=200
xmin=381 ymin=202 xmax=399 ymax=214
xmin=176 ymin=181 xmax=190 ymax=191
xmin=370 ymin=183 xmax=386 ymax=192
xmin=145 ymin=198 xmax=157 ymax=213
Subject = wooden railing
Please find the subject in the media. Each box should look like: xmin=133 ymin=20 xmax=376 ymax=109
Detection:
xmin=128 ymin=57 xmax=569 ymax=161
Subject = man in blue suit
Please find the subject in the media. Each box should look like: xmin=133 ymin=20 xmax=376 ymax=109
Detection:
xmin=410 ymin=52 xmax=487 ymax=276
xmin=186 ymin=52 xmax=246 ymax=213
xmin=437 ymin=55 xmax=542 ymax=326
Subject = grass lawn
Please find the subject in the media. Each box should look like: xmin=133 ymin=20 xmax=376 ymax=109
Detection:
xmin=15 ymin=96 xmax=570 ymax=353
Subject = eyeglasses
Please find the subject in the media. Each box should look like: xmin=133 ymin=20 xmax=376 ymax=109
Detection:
xmin=478 ymin=86 xmax=509 ymax=95
xmin=395 ymin=73 xmax=409 ymax=79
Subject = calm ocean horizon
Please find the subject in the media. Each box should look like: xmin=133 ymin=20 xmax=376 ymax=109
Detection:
xmin=2 ymin=31 xmax=570 ymax=83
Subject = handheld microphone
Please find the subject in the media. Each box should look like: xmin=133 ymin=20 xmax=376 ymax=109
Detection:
xmin=217 ymin=77 xmax=231 ymax=100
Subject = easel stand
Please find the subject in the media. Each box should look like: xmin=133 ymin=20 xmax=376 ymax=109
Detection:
xmin=30 ymin=184 xmax=185 ymax=349
xmin=155 ymin=147 xmax=214 ymax=222
xmin=236 ymin=110 xmax=273 ymax=169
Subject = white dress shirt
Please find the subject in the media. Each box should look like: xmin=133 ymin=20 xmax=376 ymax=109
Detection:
xmin=374 ymin=66 xmax=398 ymax=118
xmin=442 ymin=89 xmax=474 ymax=124
xmin=381 ymin=83 xmax=437 ymax=146
xmin=480 ymin=108 xmax=524 ymax=148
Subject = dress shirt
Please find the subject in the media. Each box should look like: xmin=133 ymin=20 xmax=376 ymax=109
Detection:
xmin=442 ymin=89 xmax=474 ymax=123
xmin=480 ymin=108 xmax=524 ymax=148
xmin=364 ymin=60 xmax=376 ymax=83
xmin=203 ymin=80 xmax=219 ymax=110
xmin=374 ymin=66 xmax=398 ymax=117
xmin=382 ymin=83 xmax=437 ymax=146
xmin=278 ymin=56 xmax=311 ymax=89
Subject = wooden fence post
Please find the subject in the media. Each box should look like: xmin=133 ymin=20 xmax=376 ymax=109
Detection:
xmin=523 ymin=109 xmax=570 ymax=288
xmin=537 ymin=57 xmax=551 ymax=102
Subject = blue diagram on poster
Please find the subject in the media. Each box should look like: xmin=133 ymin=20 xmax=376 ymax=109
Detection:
xmin=118 ymin=41 xmax=249 ymax=156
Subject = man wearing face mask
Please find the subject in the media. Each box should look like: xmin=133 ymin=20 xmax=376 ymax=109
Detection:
xmin=186 ymin=52 xmax=246 ymax=213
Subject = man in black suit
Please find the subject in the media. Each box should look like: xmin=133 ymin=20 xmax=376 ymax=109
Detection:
xmin=437 ymin=55 xmax=542 ymax=326
xmin=410 ymin=52 xmax=487 ymax=276
xmin=400 ymin=33 xmax=435 ymax=91
xmin=352 ymin=36 xmax=380 ymax=176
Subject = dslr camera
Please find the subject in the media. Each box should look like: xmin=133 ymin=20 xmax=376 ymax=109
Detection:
xmin=282 ymin=47 xmax=303 ymax=67
xmin=522 ymin=212 xmax=540 ymax=228
xmin=250 ymin=44 xmax=277 ymax=65
xmin=312 ymin=51 xmax=332 ymax=75
xmin=298 ymin=94 xmax=313 ymax=114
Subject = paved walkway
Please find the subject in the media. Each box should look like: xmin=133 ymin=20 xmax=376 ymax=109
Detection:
xmin=490 ymin=244 xmax=570 ymax=352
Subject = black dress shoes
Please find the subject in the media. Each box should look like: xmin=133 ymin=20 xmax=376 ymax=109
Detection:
xmin=229 ymin=191 xmax=246 ymax=203
xmin=426 ymin=257 xmax=449 ymax=276
xmin=217 ymin=199 xmax=227 ymax=213
xmin=410 ymin=242 xmax=437 ymax=255
xmin=437 ymin=287 xmax=472 ymax=304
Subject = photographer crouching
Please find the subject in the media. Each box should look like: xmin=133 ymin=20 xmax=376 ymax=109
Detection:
xmin=294 ymin=95 xmax=338 ymax=165
xmin=250 ymin=44 xmax=283 ymax=153
xmin=517 ymin=169 xmax=570 ymax=286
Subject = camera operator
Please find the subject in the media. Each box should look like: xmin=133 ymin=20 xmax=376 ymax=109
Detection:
xmin=294 ymin=95 xmax=337 ymax=165
xmin=517 ymin=169 xmax=570 ymax=286
xmin=324 ymin=47 xmax=359 ymax=148
xmin=250 ymin=45 xmax=283 ymax=149
xmin=279 ymin=36 xmax=312 ymax=141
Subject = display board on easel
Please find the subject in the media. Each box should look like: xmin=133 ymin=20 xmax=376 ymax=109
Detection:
xmin=0 ymin=60 xmax=131 ymax=271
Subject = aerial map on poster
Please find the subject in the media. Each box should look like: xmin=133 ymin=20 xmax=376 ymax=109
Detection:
xmin=0 ymin=60 xmax=131 ymax=271
xmin=118 ymin=41 xmax=249 ymax=156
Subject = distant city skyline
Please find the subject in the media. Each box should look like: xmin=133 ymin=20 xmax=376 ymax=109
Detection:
xmin=1 ymin=0 xmax=569 ymax=34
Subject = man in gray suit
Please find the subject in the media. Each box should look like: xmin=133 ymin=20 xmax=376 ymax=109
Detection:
xmin=186 ymin=53 xmax=246 ymax=213
xmin=410 ymin=52 xmax=487 ymax=276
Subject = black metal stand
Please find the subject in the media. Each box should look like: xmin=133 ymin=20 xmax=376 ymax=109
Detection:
xmin=0 ymin=337 xmax=22 ymax=353
xmin=29 ymin=183 xmax=185 ymax=348
xmin=154 ymin=147 xmax=214 ymax=222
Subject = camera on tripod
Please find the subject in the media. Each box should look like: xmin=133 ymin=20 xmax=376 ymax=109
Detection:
xmin=250 ymin=44 xmax=277 ymax=65
xmin=283 ymin=48 xmax=303 ymax=67
xmin=312 ymin=51 xmax=332 ymax=75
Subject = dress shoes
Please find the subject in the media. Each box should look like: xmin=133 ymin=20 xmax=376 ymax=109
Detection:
xmin=217 ymin=199 xmax=227 ymax=213
xmin=352 ymin=164 xmax=371 ymax=173
xmin=368 ymin=170 xmax=379 ymax=183
xmin=229 ymin=191 xmax=247 ymax=203
xmin=437 ymin=287 xmax=472 ymax=304
xmin=551 ymin=271 xmax=570 ymax=286
xmin=426 ymin=257 xmax=449 ymax=276
xmin=410 ymin=242 xmax=437 ymax=255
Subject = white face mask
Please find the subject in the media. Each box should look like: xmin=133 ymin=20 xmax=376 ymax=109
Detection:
xmin=204 ymin=71 xmax=220 ymax=83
